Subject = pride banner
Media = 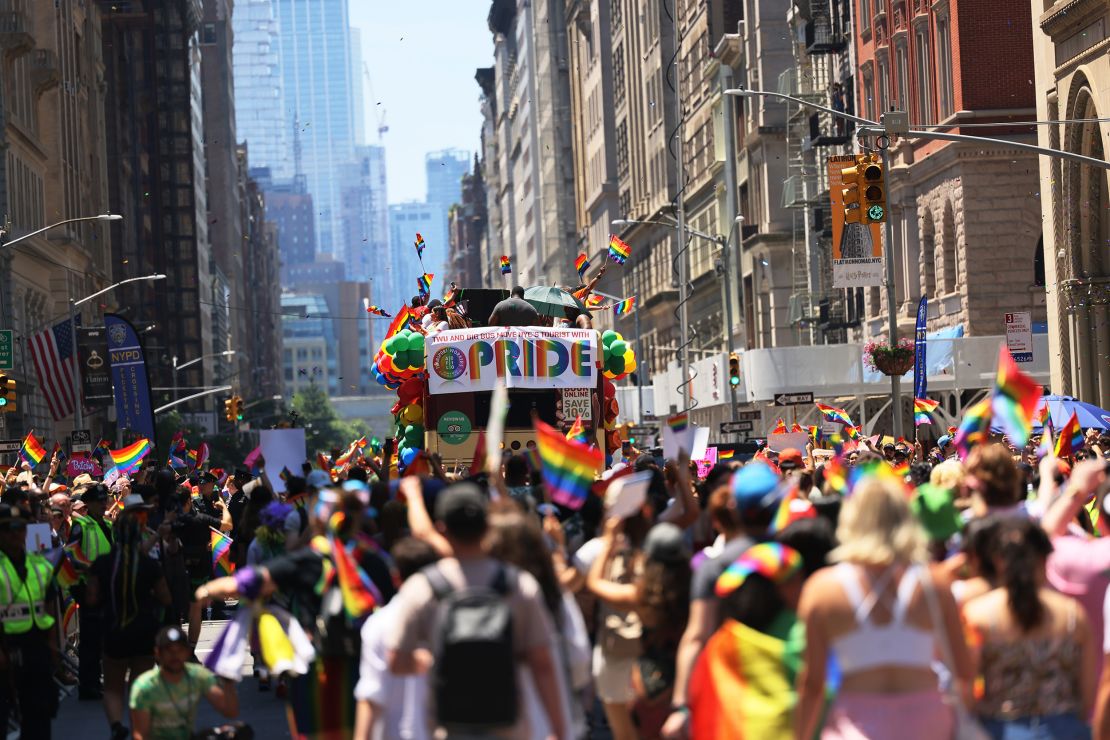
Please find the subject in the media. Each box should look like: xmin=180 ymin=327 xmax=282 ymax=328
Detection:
xmin=426 ymin=327 xmax=597 ymax=395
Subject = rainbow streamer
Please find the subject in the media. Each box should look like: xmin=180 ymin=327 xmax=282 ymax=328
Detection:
xmin=366 ymin=304 xmax=391 ymax=318
xmin=608 ymin=234 xmax=631 ymax=264
xmin=499 ymin=255 xmax=511 ymax=275
xmin=414 ymin=233 xmax=425 ymax=259
xmin=417 ymin=273 xmax=434 ymax=297
xmin=991 ymin=345 xmax=1043 ymax=447
xmin=613 ymin=296 xmax=636 ymax=316
xmin=574 ymin=253 xmax=590 ymax=280
xmin=109 ymin=439 xmax=151 ymax=470
xmin=914 ymin=397 xmax=939 ymax=427
xmin=20 ymin=432 xmax=46 ymax=466
xmin=211 ymin=529 xmax=234 ymax=576
xmin=1054 ymin=411 xmax=1083 ymax=459
xmin=535 ymin=419 xmax=603 ymax=511
xmin=668 ymin=413 xmax=689 ymax=432
xmin=954 ymin=397 xmax=992 ymax=459
xmin=815 ymin=402 xmax=854 ymax=426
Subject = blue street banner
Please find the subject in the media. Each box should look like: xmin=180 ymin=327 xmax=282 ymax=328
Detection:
xmin=104 ymin=313 xmax=157 ymax=446
xmin=913 ymin=295 xmax=928 ymax=400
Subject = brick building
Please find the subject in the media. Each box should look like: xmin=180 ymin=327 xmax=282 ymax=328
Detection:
xmin=853 ymin=0 xmax=1045 ymax=344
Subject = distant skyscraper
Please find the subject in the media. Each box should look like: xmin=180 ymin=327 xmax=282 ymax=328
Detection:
xmin=339 ymin=145 xmax=389 ymax=286
xmin=389 ymin=201 xmax=445 ymax=308
xmin=274 ymin=0 xmax=360 ymax=258
xmin=423 ymin=149 xmax=470 ymax=282
xmin=232 ymin=0 xmax=289 ymax=178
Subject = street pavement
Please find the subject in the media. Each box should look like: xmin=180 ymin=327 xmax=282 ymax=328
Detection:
xmin=52 ymin=619 xmax=292 ymax=739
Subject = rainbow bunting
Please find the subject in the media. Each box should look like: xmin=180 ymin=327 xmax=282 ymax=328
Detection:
xmin=954 ymin=397 xmax=992 ymax=459
xmin=329 ymin=536 xmax=382 ymax=619
xmin=211 ymin=529 xmax=234 ymax=576
xmin=990 ymin=345 xmax=1043 ymax=447
xmin=771 ymin=419 xmax=788 ymax=435
xmin=668 ymin=413 xmax=689 ymax=432
xmin=416 ymin=273 xmax=434 ymax=297
xmin=815 ymin=402 xmax=854 ymax=426
xmin=109 ymin=439 xmax=151 ymax=470
xmin=366 ymin=305 xmax=391 ymax=318
xmin=414 ymin=233 xmax=425 ymax=259
xmin=1054 ymin=411 xmax=1083 ymax=459
xmin=535 ymin=419 xmax=603 ymax=511
xmin=20 ymin=432 xmax=46 ymax=466
xmin=574 ymin=253 xmax=590 ymax=280
xmin=613 ymin=296 xmax=636 ymax=317
xmin=769 ymin=486 xmax=817 ymax=534
xmin=914 ymin=397 xmax=939 ymax=427
xmin=608 ymin=234 xmax=631 ymax=264
xmin=499 ymin=255 xmax=512 ymax=275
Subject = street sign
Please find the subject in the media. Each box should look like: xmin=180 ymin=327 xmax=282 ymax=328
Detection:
xmin=1004 ymin=311 xmax=1033 ymax=363
xmin=629 ymin=425 xmax=657 ymax=439
xmin=0 ymin=330 xmax=12 ymax=370
xmin=736 ymin=410 xmax=762 ymax=421
xmin=721 ymin=421 xmax=754 ymax=434
xmin=0 ymin=439 xmax=21 ymax=454
xmin=774 ymin=392 xmax=814 ymax=406
xmin=70 ymin=429 xmax=92 ymax=454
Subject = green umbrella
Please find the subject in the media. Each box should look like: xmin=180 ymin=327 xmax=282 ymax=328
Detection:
xmin=523 ymin=285 xmax=588 ymax=317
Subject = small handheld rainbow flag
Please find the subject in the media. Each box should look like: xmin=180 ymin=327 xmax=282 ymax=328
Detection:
xmin=771 ymin=419 xmax=787 ymax=435
xmin=499 ymin=255 xmax=511 ymax=275
xmin=667 ymin=413 xmax=689 ymax=432
xmin=414 ymin=233 xmax=425 ymax=259
xmin=565 ymin=415 xmax=589 ymax=444
xmin=585 ymin=294 xmax=603 ymax=308
xmin=914 ymin=397 xmax=939 ymax=426
xmin=575 ymin=253 xmax=590 ymax=280
xmin=110 ymin=438 xmax=151 ymax=471
xmin=954 ymin=397 xmax=992 ymax=459
xmin=535 ymin=419 xmax=603 ymax=511
xmin=990 ymin=345 xmax=1043 ymax=447
xmin=366 ymin=305 xmax=391 ymax=318
xmin=844 ymin=425 xmax=861 ymax=441
xmin=790 ymin=423 xmax=803 ymax=434
xmin=210 ymin=529 xmax=234 ymax=576
xmin=815 ymin=402 xmax=854 ymax=426
xmin=193 ymin=441 xmax=210 ymax=471
xmin=808 ymin=425 xmax=822 ymax=447
xmin=1054 ymin=411 xmax=1083 ymax=459
xmin=613 ymin=296 xmax=636 ymax=317
xmin=20 ymin=432 xmax=46 ymax=466
xmin=719 ymin=449 xmax=735 ymax=460
xmin=608 ymin=234 xmax=631 ymax=264
xmin=416 ymin=273 xmax=434 ymax=297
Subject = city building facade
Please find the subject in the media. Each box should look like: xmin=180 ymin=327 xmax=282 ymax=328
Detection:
xmin=446 ymin=157 xmax=488 ymax=290
xmin=231 ymin=0 xmax=289 ymax=178
xmin=389 ymin=200 xmax=444 ymax=309
xmin=339 ymin=145 xmax=389 ymax=285
xmin=240 ymin=154 xmax=283 ymax=400
xmin=281 ymin=292 xmax=337 ymax=397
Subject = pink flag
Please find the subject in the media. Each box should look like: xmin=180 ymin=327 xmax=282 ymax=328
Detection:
xmin=243 ymin=445 xmax=262 ymax=468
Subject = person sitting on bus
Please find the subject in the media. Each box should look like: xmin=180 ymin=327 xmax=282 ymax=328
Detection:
xmin=489 ymin=286 xmax=541 ymax=327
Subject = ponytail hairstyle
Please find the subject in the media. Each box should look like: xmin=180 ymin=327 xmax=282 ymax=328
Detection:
xmin=994 ymin=517 xmax=1053 ymax=632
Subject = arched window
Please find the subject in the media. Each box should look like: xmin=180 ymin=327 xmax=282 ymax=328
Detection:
xmin=1033 ymin=236 xmax=1045 ymax=287
xmin=920 ymin=210 xmax=936 ymax=297
xmin=941 ymin=201 xmax=957 ymax=293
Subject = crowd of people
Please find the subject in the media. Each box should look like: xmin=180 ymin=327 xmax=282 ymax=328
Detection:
xmin=0 ymin=421 xmax=1108 ymax=740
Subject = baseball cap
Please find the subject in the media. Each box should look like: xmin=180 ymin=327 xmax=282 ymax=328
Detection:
xmin=644 ymin=522 xmax=689 ymax=565
xmin=731 ymin=462 xmax=782 ymax=516
xmin=715 ymin=542 xmax=803 ymax=598
xmin=778 ymin=448 xmax=804 ymax=471
xmin=434 ymin=482 xmax=487 ymax=539
xmin=306 ymin=470 xmax=332 ymax=490
xmin=155 ymin=625 xmax=190 ymax=649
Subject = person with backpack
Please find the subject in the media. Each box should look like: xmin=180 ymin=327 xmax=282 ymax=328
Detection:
xmin=386 ymin=482 xmax=568 ymax=740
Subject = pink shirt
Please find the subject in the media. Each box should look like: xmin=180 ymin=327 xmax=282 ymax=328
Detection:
xmin=1047 ymin=532 xmax=1110 ymax=682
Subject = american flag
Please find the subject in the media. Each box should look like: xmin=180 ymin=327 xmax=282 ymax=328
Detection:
xmin=28 ymin=319 xmax=78 ymax=421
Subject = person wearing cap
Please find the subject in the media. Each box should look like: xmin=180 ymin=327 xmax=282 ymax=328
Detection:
xmin=69 ymin=483 xmax=114 ymax=700
xmin=662 ymin=461 xmax=784 ymax=739
xmin=283 ymin=470 xmax=326 ymax=552
xmin=87 ymin=495 xmax=171 ymax=740
xmin=0 ymin=503 xmax=60 ymax=739
xmin=175 ymin=470 xmax=231 ymax=649
xmin=129 ymin=626 xmax=238 ymax=740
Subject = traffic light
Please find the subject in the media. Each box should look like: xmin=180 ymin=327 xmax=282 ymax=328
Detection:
xmin=224 ymin=397 xmax=235 ymax=422
xmin=840 ymin=160 xmax=863 ymax=224
xmin=234 ymin=395 xmax=244 ymax=421
xmin=0 ymin=375 xmax=15 ymax=413
xmin=728 ymin=353 xmax=741 ymax=387
xmin=859 ymin=155 xmax=886 ymax=223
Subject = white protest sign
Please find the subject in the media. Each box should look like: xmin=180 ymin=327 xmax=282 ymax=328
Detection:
xmin=260 ymin=428 xmax=307 ymax=493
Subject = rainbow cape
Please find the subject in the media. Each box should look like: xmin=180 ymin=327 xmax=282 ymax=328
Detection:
xmin=815 ymin=402 xmax=854 ymax=426
xmin=990 ymin=345 xmax=1043 ymax=447
xmin=575 ymin=253 xmax=590 ymax=280
xmin=499 ymin=255 xmax=511 ymax=275
xmin=110 ymin=438 xmax=151 ymax=471
xmin=1054 ymin=411 xmax=1083 ymax=459
xmin=20 ymin=432 xmax=46 ymax=466
xmin=608 ymin=234 xmax=631 ymax=264
xmin=914 ymin=397 xmax=939 ymax=426
xmin=535 ymin=419 xmax=603 ymax=511
xmin=613 ymin=296 xmax=635 ymax=316
xmin=211 ymin=529 xmax=234 ymax=576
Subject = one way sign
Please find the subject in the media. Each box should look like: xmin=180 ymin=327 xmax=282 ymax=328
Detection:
xmin=774 ymin=391 xmax=814 ymax=406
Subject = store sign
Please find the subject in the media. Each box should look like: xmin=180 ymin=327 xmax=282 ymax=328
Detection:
xmin=437 ymin=411 xmax=473 ymax=445
xmin=560 ymin=387 xmax=593 ymax=423
xmin=1004 ymin=311 xmax=1033 ymax=363
xmin=426 ymin=327 xmax=597 ymax=394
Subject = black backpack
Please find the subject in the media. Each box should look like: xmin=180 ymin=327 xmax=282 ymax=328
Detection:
xmin=423 ymin=563 xmax=519 ymax=731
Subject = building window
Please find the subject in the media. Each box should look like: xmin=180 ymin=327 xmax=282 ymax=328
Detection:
xmin=201 ymin=23 xmax=217 ymax=44
xmin=877 ymin=57 xmax=890 ymax=114
xmin=1033 ymin=236 xmax=1046 ymax=287
xmin=611 ymin=0 xmax=622 ymax=29
xmin=941 ymin=201 xmax=957 ymax=293
xmin=616 ymin=120 xmax=629 ymax=179
xmin=921 ymin=211 xmax=936 ymax=296
xmin=914 ymin=27 xmax=932 ymax=123
xmin=613 ymin=45 xmax=626 ymax=107
xmin=861 ymin=68 xmax=875 ymax=121
xmin=936 ymin=14 xmax=954 ymax=118
xmin=895 ymin=43 xmax=909 ymax=111
xmin=860 ymin=0 xmax=871 ymax=34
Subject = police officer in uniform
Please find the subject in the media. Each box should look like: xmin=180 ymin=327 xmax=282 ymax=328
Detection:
xmin=68 ymin=484 xmax=113 ymax=700
xmin=0 ymin=503 xmax=59 ymax=739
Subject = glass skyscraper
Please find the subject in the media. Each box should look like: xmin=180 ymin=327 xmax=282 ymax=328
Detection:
xmin=232 ymin=0 xmax=289 ymax=179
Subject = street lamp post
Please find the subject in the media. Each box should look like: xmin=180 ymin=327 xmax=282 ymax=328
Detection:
xmin=172 ymin=350 xmax=236 ymax=407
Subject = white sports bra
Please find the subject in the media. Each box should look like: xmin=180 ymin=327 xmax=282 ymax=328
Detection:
xmin=830 ymin=562 xmax=936 ymax=675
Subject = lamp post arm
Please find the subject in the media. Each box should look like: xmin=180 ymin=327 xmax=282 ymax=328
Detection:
xmin=74 ymin=274 xmax=166 ymax=307
xmin=154 ymin=386 xmax=233 ymax=415
xmin=1 ymin=215 xmax=120 ymax=249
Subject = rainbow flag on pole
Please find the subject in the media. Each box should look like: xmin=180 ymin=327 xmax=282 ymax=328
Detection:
xmin=1054 ymin=411 xmax=1083 ymax=459
xmin=110 ymin=438 xmax=152 ymax=471
xmin=954 ymin=397 xmax=992 ymax=459
xmin=499 ymin=255 xmax=511 ymax=275
xmin=210 ymin=529 xmax=234 ymax=576
xmin=667 ymin=413 xmax=689 ymax=433
xmin=20 ymin=432 xmax=46 ymax=466
xmin=613 ymin=296 xmax=636 ymax=317
xmin=366 ymin=305 xmax=391 ymax=318
xmin=815 ymin=402 xmax=854 ymax=427
xmin=913 ymin=397 xmax=939 ymax=426
xmin=574 ymin=253 xmax=590 ymax=280
xmin=535 ymin=420 xmax=603 ymax=511
xmin=414 ymin=233 xmax=425 ymax=259
xmin=990 ymin=345 xmax=1043 ymax=447
xmin=416 ymin=273 xmax=434 ymax=297
xmin=608 ymin=234 xmax=631 ymax=264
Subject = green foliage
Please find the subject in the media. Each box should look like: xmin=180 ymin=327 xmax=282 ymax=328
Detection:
xmin=291 ymin=383 xmax=370 ymax=455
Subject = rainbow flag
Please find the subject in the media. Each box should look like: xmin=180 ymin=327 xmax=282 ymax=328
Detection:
xmin=808 ymin=425 xmax=822 ymax=447
xmin=914 ymin=397 xmax=939 ymax=426
xmin=65 ymin=540 xmax=92 ymax=569
xmin=668 ymin=413 xmax=689 ymax=432
xmin=109 ymin=438 xmax=151 ymax=470
xmin=585 ymin=294 xmax=603 ymax=308
xmin=194 ymin=441 xmax=209 ymax=471
xmin=329 ymin=536 xmax=382 ymax=619
xmin=688 ymin=616 xmax=803 ymax=740
xmin=719 ymin=449 xmax=735 ymax=460
xmin=823 ymin=454 xmax=849 ymax=495
xmin=565 ymin=415 xmax=588 ymax=444
xmin=535 ymin=419 xmax=603 ymax=511
xmin=166 ymin=432 xmax=186 ymax=466
xmin=55 ymin=554 xmax=80 ymax=590
xmin=574 ymin=253 xmax=590 ymax=280
xmin=990 ymin=346 xmax=1043 ymax=447
xmin=954 ymin=397 xmax=992 ymax=459
xmin=1034 ymin=402 xmax=1050 ymax=427
xmin=523 ymin=448 xmax=542 ymax=474
xmin=608 ymin=234 xmax=631 ymax=264
xmin=891 ymin=459 xmax=911 ymax=478
xmin=815 ymin=402 xmax=854 ymax=426
xmin=499 ymin=255 xmax=511 ymax=275
xmin=769 ymin=485 xmax=817 ymax=534
xmin=210 ymin=529 xmax=234 ymax=576
xmin=366 ymin=305 xmax=391 ymax=318
xmin=790 ymin=423 xmax=803 ymax=434
xmin=383 ymin=306 xmax=417 ymax=341
xmin=20 ymin=432 xmax=46 ymax=466
xmin=442 ymin=285 xmax=459 ymax=307
xmin=414 ymin=232 xmax=425 ymax=259
xmin=186 ymin=448 xmax=199 ymax=469
xmin=844 ymin=425 xmax=861 ymax=441
xmin=62 ymin=597 xmax=78 ymax=633
xmin=1054 ymin=411 xmax=1083 ymax=459
xmin=1036 ymin=427 xmax=1055 ymax=460
xmin=416 ymin=273 xmax=434 ymax=297
xmin=613 ymin=297 xmax=636 ymax=316
xmin=771 ymin=419 xmax=787 ymax=435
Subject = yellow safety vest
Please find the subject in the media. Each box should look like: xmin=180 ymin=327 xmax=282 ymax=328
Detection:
xmin=72 ymin=513 xmax=111 ymax=566
xmin=0 ymin=551 xmax=56 ymax=633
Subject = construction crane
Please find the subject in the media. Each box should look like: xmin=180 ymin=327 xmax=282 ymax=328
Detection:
xmin=363 ymin=62 xmax=388 ymax=141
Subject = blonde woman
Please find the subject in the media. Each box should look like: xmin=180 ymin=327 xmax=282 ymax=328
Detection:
xmin=795 ymin=476 xmax=973 ymax=739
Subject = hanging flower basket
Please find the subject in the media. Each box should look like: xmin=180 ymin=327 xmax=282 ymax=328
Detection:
xmin=864 ymin=337 xmax=915 ymax=376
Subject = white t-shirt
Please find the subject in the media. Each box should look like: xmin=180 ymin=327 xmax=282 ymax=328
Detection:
xmin=355 ymin=600 xmax=429 ymax=740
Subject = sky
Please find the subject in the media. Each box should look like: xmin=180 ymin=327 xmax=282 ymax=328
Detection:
xmin=350 ymin=3 xmax=492 ymax=203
